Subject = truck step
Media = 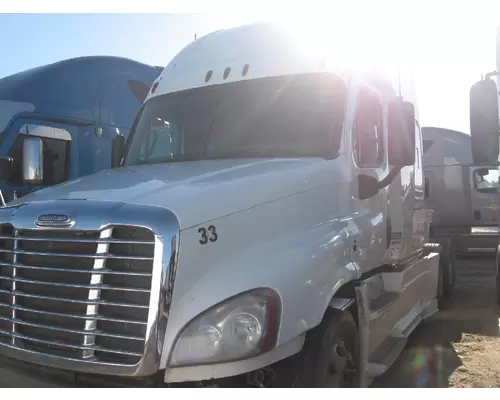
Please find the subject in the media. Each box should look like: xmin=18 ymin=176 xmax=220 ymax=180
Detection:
xmin=369 ymin=292 xmax=399 ymax=321
xmin=422 ymin=298 xmax=439 ymax=319
xmin=392 ymin=310 xmax=422 ymax=339
xmin=367 ymin=337 xmax=407 ymax=378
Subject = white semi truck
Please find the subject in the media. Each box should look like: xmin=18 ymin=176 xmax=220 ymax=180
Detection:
xmin=0 ymin=22 xmax=444 ymax=387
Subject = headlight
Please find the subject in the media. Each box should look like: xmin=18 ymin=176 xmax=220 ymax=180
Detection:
xmin=169 ymin=288 xmax=280 ymax=367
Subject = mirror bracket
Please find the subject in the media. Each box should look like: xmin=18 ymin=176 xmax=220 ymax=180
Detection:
xmin=355 ymin=165 xmax=405 ymax=200
xmin=0 ymin=157 xmax=14 ymax=181
xmin=111 ymin=135 xmax=125 ymax=168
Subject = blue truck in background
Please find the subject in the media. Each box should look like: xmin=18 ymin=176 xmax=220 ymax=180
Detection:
xmin=0 ymin=56 xmax=162 ymax=204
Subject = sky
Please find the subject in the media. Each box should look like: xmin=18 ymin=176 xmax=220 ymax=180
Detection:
xmin=0 ymin=11 xmax=498 ymax=134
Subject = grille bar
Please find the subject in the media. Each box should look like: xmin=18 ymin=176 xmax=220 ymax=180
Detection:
xmin=0 ymin=302 xmax=147 ymax=325
xmin=0 ymin=261 xmax=152 ymax=277
xmin=0 ymin=288 xmax=149 ymax=308
xmin=0 ymin=276 xmax=150 ymax=292
xmin=0 ymin=315 xmax=144 ymax=341
xmin=0 ymin=235 xmax=155 ymax=245
xmin=0 ymin=248 xmax=153 ymax=261
xmin=83 ymin=228 xmax=111 ymax=358
xmin=0 ymin=328 xmax=143 ymax=357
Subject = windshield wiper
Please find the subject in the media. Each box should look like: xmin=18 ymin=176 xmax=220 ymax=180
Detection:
xmin=205 ymin=146 xmax=329 ymax=160
xmin=138 ymin=154 xmax=202 ymax=165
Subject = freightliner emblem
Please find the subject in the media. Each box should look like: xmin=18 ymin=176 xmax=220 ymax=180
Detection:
xmin=35 ymin=213 xmax=73 ymax=227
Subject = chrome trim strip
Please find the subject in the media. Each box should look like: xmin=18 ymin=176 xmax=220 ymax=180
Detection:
xmin=10 ymin=229 xmax=19 ymax=346
xmin=470 ymin=226 xmax=499 ymax=235
xmin=82 ymin=227 xmax=112 ymax=359
xmin=0 ymin=200 xmax=180 ymax=377
xmin=467 ymin=248 xmax=496 ymax=252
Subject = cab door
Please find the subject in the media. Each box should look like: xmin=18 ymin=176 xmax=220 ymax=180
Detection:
xmin=349 ymin=82 xmax=389 ymax=273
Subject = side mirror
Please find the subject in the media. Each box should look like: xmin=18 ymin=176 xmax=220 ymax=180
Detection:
xmin=111 ymin=134 xmax=125 ymax=168
xmin=470 ymin=78 xmax=500 ymax=164
xmin=356 ymin=174 xmax=380 ymax=200
xmin=22 ymin=136 xmax=43 ymax=184
xmin=0 ymin=157 xmax=14 ymax=180
xmin=387 ymin=99 xmax=416 ymax=166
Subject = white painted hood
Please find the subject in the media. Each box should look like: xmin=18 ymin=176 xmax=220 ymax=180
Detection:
xmin=9 ymin=158 xmax=330 ymax=229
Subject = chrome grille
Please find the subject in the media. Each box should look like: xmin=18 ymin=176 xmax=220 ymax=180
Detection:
xmin=0 ymin=224 xmax=155 ymax=366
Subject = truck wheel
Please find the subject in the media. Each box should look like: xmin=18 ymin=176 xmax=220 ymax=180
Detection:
xmin=294 ymin=309 xmax=359 ymax=387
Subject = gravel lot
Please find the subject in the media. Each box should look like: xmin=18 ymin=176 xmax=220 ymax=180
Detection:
xmin=373 ymin=255 xmax=500 ymax=388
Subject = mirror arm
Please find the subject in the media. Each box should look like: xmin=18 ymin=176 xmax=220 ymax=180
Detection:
xmin=485 ymin=70 xmax=500 ymax=80
xmin=0 ymin=157 xmax=14 ymax=181
xmin=377 ymin=165 xmax=403 ymax=189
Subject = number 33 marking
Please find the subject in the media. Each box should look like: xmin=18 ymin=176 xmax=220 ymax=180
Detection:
xmin=198 ymin=225 xmax=218 ymax=245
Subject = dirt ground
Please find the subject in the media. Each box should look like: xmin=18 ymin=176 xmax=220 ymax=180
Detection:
xmin=373 ymin=255 xmax=500 ymax=388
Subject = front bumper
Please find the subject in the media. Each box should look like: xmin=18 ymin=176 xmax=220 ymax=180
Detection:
xmin=0 ymin=334 xmax=305 ymax=387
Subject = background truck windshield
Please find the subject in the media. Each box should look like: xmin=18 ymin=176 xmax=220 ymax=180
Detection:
xmin=124 ymin=73 xmax=347 ymax=166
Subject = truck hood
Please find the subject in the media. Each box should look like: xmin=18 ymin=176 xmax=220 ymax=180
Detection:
xmin=8 ymin=158 xmax=330 ymax=229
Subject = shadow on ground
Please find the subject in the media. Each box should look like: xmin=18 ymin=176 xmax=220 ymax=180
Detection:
xmin=372 ymin=256 xmax=500 ymax=388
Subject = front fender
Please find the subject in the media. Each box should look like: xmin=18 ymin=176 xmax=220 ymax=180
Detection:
xmin=159 ymin=187 xmax=360 ymax=369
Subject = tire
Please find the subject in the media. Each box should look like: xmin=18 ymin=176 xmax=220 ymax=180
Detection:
xmin=293 ymin=309 xmax=359 ymax=388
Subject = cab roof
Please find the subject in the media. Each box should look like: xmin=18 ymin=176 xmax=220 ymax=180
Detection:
xmin=0 ymin=55 xmax=161 ymax=129
xmin=147 ymin=20 xmax=414 ymax=106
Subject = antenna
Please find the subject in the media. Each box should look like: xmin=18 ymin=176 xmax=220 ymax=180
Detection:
xmin=397 ymin=66 xmax=402 ymax=98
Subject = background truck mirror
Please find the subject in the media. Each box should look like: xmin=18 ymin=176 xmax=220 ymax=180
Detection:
xmin=387 ymin=99 xmax=416 ymax=167
xmin=0 ymin=157 xmax=14 ymax=181
xmin=470 ymin=78 xmax=500 ymax=164
xmin=22 ymin=136 xmax=43 ymax=184
xmin=111 ymin=134 xmax=125 ymax=168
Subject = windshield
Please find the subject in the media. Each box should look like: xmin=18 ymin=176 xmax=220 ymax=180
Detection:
xmin=124 ymin=73 xmax=346 ymax=166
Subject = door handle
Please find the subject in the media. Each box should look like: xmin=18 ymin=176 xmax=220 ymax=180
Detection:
xmin=424 ymin=178 xmax=430 ymax=199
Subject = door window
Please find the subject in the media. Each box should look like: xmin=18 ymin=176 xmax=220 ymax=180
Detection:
xmin=353 ymin=88 xmax=384 ymax=167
